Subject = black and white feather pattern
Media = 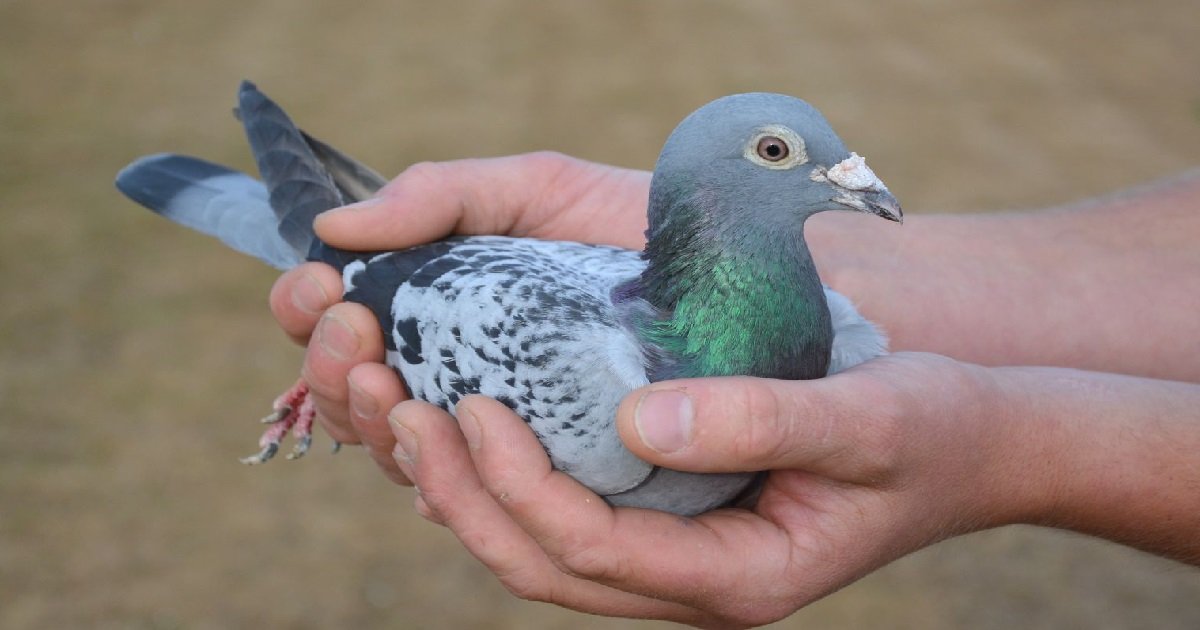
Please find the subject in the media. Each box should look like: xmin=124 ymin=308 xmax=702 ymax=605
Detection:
xmin=337 ymin=234 xmax=885 ymax=511
xmin=352 ymin=236 xmax=655 ymax=494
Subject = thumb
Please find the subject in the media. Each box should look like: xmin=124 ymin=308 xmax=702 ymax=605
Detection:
xmin=313 ymin=153 xmax=572 ymax=252
xmin=615 ymin=374 xmax=897 ymax=482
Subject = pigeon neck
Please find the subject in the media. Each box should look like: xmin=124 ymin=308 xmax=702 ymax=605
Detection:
xmin=628 ymin=186 xmax=832 ymax=381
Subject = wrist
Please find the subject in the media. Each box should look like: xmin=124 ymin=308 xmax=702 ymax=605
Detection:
xmin=964 ymin=366 xmax=1071 ymax=529
xmin=984 ymin=367 xmax=1200 ymax=564
xmin=917 ymin=361 xmax=1056 ymax=534
xmin=841 ymin=356 xmax=1046 ymax=541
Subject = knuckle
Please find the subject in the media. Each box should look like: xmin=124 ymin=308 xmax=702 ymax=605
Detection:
xmin=519 ymin=150 xmax=574 ymax=172
xmin=725 ymin=380 xmax=793 ymax=467
xmin=493 ymin=566 xmax=554 ymax=603
xmin=396 ymin=160 xmax=445 ymax=188
xmin=550 ymin=536 xmax=620 ymax=582
xmin=836 ymin=380 xmax=905 ymax=482
xmin=518 ymin=151 xmax=584 ymax=200
xmin=837 ymin=362 xmax=930 ymax=482
xmin=461 ymin=532 xmax=554 ymax=601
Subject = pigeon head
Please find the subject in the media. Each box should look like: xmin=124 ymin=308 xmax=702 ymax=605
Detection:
xmin=646 ymin=92 xmax=902 ymax=243
xmin=633 ymin=93 xmax=901 ymax=381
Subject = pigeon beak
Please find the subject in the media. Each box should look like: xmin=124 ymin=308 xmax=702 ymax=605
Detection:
xmin=854 ymin=188 xmax=904 ymax=224
xmin=818 ymin=153 xmax=904 ymax=224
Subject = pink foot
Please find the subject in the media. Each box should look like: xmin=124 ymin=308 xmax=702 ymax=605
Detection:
xmin=240 ymin=379 xmax=318 ymax=464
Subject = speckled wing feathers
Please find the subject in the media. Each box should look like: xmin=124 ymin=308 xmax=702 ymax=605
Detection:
xmin=337 ymin=234 xmax=887 ymax=506
xmin=344 ymin=235 xmax=657 ymax=495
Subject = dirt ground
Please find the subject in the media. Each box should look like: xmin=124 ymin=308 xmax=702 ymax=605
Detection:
xmin=2 ymin=1 xmax=1199 ymax=628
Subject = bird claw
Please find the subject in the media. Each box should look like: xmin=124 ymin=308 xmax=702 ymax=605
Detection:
xmin=259 ymin=406 xmax=291 ymax=424
xmin=241 ymin=378 xmax=316 ymax=464
xmin=286 ymin=434 xmax=313 ymax=460
xmin=240 ymin=441 xmax=280 ymax=465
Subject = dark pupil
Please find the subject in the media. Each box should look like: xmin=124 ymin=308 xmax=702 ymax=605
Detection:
xmin=757 ymin=136 xmax=788 ymax=161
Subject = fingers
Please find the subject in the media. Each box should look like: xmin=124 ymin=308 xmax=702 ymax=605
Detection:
xmin=313 ymin=152 xmax=652 ymax=251
xmin=313 ymin=154 xmax=568 ymax=251
xmin=268 ymin=262 xmax=344 ymax=345
xmin=300 ymin=302 xmax=386 ymax=444
xmin=441 ymin=396 xmax=801 ymax=624
xmin=346 ymin=363 xmax=411 ymax=485
xmin=379 ymin=356 xmax=992 ymax=625
xmin=614 ymin=369 xmax=904 ymax=484
xmin=389 ymin=399 xmax=708 ymax=624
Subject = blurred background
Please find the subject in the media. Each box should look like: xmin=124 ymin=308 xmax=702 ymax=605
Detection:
xmin=3 ymin=1 xmax=1199 ymax=628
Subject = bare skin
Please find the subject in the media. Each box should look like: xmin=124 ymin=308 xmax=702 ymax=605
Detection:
xmin=268 ymin=153 xmax=1200 ymax=627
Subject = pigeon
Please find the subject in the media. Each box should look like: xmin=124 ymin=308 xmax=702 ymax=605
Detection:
xmin=115 ymin=82 xmax=901 ymax=516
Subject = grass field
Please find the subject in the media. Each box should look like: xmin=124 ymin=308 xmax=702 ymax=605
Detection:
xmin=2 ymin=1 xmax=1199 ymax=627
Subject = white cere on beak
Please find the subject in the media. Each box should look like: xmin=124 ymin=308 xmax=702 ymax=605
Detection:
xmin=825 ymin=153 xmax=887 ymax=192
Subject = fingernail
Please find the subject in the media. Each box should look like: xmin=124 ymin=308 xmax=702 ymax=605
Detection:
xmin=392 ymin=445 xmax=415 ymax=481
xmin=414 ymin=495 xmax=444 ymax=525
xmin=291 ymin=272 xmax=329 ymax=315
xmin=457 ymin=405 xmax=481 ymax=450
xmin=348 ymin=379 xmax=377 ymax=421
xmin=317 ymin=313 xmax=360 ymax=360
xmin=389 ymin=412 xmax=419 ymax=468
xmin=634 ymin=390 xmax=694 ymax=454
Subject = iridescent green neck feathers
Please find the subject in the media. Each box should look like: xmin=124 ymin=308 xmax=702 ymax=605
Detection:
xmin=628 ymin=180 xmax=832 ymax=381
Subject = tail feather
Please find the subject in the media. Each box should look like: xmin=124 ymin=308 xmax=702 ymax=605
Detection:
xmin=300 ymin=130 xmax=387 ymax=202
xmin=236 ymin=80 xmax=345 ymax=258
xmin=116 ymin=81 xmax=390 ymax=271
xmin=115 ymin=153 xmax=304 ymax=270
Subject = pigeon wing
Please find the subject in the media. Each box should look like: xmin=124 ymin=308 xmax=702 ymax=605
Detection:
xmin=354 ymin=235 xmax=656 ymax=496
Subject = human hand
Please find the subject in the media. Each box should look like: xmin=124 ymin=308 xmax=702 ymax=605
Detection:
xmin=265 ymin=151 xmax=1200 ymax=623
xmin=268 ymin=152 xmax=652 ymax=478
xmin=380 ymin=353 xmax=1046 ymax=626
xmin=308 ymin=334 xmax=1200 ymax=626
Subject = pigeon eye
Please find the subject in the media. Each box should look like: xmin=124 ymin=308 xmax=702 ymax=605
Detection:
xmin=745 ymin=125 xmax=807 ymax=169
xmin=756 ymin=136 xmax=789 ymax=161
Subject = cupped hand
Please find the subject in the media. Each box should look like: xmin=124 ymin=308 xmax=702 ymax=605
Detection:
xmin=379 ymin=353 xmax=1039 ymax=627
xmin=268 ymin=152 xmax=652 ymax=476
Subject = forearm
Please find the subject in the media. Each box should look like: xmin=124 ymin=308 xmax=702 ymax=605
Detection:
xmin=812 ymin=169 xmax=1200 ymax=381
xmin=991 ymin=366 xmax=1200 ymax=564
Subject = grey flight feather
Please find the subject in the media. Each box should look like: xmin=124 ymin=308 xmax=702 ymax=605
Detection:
xmin=115 ymin=153 xmax=302 ymax=270
xmin=115 ymin=82 xmax=895 ymax=516
xmin=236 ymin=80 xmax=347 ymax=258
xmin=299 ymin=130 xmax=389 ymax=202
